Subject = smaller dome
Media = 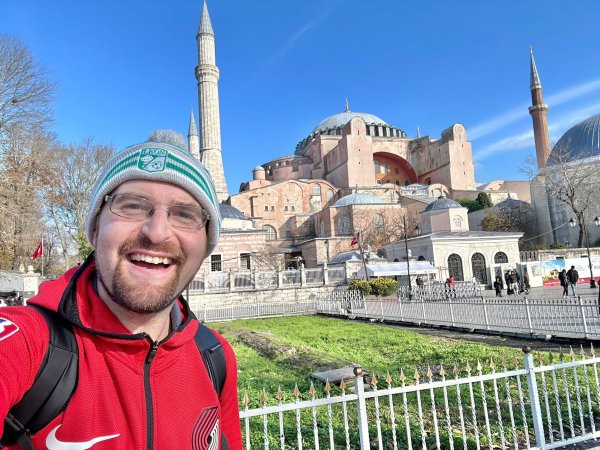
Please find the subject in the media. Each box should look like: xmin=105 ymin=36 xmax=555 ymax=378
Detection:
xmin=333 ymin=193 xmax=384 ymax=207
xmin=253 ymin=166 xmax=265 ymax=171
xmin=423 ymin=196 xmax=463 ymax=212
xmin=219 ymin=204 xmax=250 ymax=220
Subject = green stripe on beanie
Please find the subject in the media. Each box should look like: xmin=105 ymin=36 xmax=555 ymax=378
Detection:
xmin=85 ymin=142 xmax=221 ymax=256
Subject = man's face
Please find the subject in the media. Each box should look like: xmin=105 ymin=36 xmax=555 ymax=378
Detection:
xmin=93 ymin=180 xmax=208 ymax=314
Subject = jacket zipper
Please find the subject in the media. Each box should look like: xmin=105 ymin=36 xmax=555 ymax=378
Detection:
xmin=144 ymin=336 xmax=159 ymax=450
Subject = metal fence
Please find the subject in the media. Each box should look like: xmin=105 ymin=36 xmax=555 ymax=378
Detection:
xmin=399 ymin=281 xmax=482 ymax=301
xmin=196 ymin=301 xmax=317 ymax=323
xmin=240 ymin=346 xmax=600 ymax=449
xmin=321 ymin=295 xmax=600 ymax=340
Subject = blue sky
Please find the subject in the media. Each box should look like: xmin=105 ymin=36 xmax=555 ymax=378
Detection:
xmin=3 ymin=1 xmax=600 ymax=192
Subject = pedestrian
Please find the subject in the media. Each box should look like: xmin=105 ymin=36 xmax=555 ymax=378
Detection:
xmin=558 ymin=268 xmax=569 ymax=298
xmin=493 ymin=276 xmax=502 ymax=297
xmin=522 ymin=271 xmax=530 ymax=293
xmin=511 ymin=271 xmax=520 ymax=295
xmin=567 ymin=265 xmax=579 ymax=297
xmin=0 ymin=142 xmax=242 ymax=449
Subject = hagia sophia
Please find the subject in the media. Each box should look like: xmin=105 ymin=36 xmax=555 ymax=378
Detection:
xmin=185 ymin=1 xmax=600 ymax=283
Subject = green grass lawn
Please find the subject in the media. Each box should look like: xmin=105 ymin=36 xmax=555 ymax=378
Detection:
xmin=211 ymin=315 xmax=524 ymax=408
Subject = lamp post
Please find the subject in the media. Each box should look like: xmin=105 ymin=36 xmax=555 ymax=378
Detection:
xmin=570 ymin=217 xmax=598 ymax=288
xmin=403 ymin=215 xmax=420 ymax=300
xmin=323 ymin=239 xmax=330 ymax=262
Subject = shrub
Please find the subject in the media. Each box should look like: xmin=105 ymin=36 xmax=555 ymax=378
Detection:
xmin=348 ymin=279 xmax=372 ymax=295
xmin=369 ymin=277 xmax=398 ymax=297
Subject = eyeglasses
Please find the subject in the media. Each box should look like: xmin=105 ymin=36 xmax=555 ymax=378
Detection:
xmin=104 ymin=193 xmax=210 ymax=230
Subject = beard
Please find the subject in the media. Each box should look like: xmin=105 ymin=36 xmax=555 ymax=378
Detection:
xmin=97 ymin=235 xmax=186 ymax=314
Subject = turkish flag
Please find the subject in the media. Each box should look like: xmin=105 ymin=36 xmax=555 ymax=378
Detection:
xmin=350 ymin=232 xmax=359 ymax=247
xmin=31 ymin=241 xmax=43 ymax=260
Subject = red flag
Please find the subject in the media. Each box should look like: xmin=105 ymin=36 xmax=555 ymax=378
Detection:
xmin=350 ymin=232 xmax=359 ymax=247
xmin=31 ymin=241 xmax=43 ymax=260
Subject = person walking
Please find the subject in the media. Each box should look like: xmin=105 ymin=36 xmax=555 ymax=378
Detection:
xmin=558 ymin=268 xmax=569 ymax=298
xmin=0 ymin=142 xmax=242 ymax=449
xmin=567 ymin=265 xmax=579 ymax=297
xmin=493 ymin=276 xmax=502 ymax=297
xmin=522 ymin=271 xmax=530 ymax=293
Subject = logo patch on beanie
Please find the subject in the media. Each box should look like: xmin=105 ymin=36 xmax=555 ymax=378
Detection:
xmin=138 ymin=148 xmax=168 ymax=173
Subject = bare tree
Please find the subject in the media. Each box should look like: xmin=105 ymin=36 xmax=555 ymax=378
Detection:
xmin=351 ymin=208 xmax=420 ymax=253
xmin=543 ymin=140 xmax=599 ymax=248
xmin=45 ymin=138 xmax=114 ymax=262
xmin=147 ymin=129 xmax=187 ymax=149
xmin=0 ymin=35 xmax=55 ymax=145
xmin=0 ymin=127 xmax=55 ymax=269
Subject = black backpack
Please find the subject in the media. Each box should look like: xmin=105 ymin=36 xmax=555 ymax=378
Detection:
xmin=1 ymin=305 xmax=227 ymax=450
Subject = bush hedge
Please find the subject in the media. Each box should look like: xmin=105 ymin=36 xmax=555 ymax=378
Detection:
xmin=348 ymin=277 xmax=398 ymax=297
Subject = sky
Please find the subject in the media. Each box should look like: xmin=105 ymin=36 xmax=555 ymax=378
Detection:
xmin=3 ymin=1 xmax=600 ymax=192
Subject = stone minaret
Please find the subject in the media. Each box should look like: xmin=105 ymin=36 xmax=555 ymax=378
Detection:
xmin=528 ymin=47 xmax=551 ymax=169
xmin=196 ymin=0 xmax=228 ymax=202
xmin=188 ymin=109 xmax=200 ymax=160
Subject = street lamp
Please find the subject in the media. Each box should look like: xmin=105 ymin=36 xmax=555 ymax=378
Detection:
xmin=323 ymin=239 xmax=330 ymax=262
xmin=570 ymin=217 xmax=598 ymax=288
xmin=403 ymin=215 xmax=421 ymax=300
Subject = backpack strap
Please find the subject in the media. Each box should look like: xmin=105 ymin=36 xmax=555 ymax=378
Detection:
xmin=1 ymin=306 xmax=78 ymax=449
xmin=193 ymin=323 xmax=228 ymax=450
xmin=194 ymin=323 xmax=226 ymax=397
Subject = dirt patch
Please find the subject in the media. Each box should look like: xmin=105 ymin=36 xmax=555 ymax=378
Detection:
xmin=237 ymin=331 xmax=352 ymax=372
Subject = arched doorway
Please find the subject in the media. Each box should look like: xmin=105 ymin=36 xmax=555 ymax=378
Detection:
xmin=471 ymin=253 xmax=487 ymax=284
xmin=448 ymin=254 xmax=464 ymax=281
xmin=494 ymin=252 xmax=508 ymax=264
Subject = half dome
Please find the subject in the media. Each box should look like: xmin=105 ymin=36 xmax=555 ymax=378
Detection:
xmin=549 ymin=113 xmax=600 ymax=163
xmin=333 ymin=193 xmax=385 ymax=207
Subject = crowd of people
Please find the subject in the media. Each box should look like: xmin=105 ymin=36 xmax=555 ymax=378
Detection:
xmin=493 ymin=269 xmax=530 ymax=297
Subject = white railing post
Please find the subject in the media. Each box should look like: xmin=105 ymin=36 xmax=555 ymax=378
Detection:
xmin=300 ymin=266 xmax=306 ymax=287
xmin=323 ymin=264 xmax=329 ymax=286
xmin=421 ymin=296 xmax=427 ymax=324
xmin=578 ymin=296 xmax=589 ymax=337
xmin=523 ymin=347 xmax=546 ymax=449
xmin=353 ymin=366 xmax=371 ymax=449
xmin=449 ymin=295 xmax=455 ymax=327
xmin=203 ymin=272 xmax=209 ymax=293
xmin=277 ymin=270 xmax=283 ymax=288
xmin=482 ymin=297 xmax=490 ymax=331
xmin=524 ymin=296 xmax=534 ymax=334
xmin=229 ymin=270 xmax=235 ymax=292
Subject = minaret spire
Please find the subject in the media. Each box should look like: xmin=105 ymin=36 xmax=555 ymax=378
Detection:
xmin=528 ymin=47 xmax=551 ymax=169
xmin=196 ymin=0 xmax=229 ymax=202
xmin=529 ymin=46 xmax=541 ymax=90
xmin=188 ymin=109 xmax=200 ymax=160
xmin=345 ymin=98 xmax=350 ymax=112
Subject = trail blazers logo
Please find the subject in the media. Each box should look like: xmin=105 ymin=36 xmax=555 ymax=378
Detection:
xmin=0 ymin=318 xmax=19 ymax=341
xmin=192 ymin=406 xmax=220 ymax=450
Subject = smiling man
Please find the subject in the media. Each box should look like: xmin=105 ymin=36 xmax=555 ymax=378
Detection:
xmin=0 ymin=142 xmax=242 ymax=449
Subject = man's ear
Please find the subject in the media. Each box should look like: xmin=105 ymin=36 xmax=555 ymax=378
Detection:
xmin=91 ymin=216 xmax=100 ymax=247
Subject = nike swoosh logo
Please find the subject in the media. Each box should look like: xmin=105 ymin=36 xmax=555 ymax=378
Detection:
xmin=46 ymin=425 xmax=120 ymax=450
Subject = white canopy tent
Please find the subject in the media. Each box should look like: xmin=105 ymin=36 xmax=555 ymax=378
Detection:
xmin=357 ymin=262 xmax=438 ymax=278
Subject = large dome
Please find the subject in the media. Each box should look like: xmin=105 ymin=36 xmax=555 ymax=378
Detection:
xmin=550 ymin=113 xmax=600 ymax=163
xmin=312 ymin=111 xmax=389 ymax=134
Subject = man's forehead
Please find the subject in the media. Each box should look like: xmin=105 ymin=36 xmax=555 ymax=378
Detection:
xmin=111 ymin=180 xmax=201 ymax=205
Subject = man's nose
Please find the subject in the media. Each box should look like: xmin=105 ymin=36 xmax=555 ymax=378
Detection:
xmin=141 ymin=209 xmax=173 ymax=243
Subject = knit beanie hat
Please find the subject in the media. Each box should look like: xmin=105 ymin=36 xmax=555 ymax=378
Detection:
xmin=85 ymin=142 xmax=221 ymax=255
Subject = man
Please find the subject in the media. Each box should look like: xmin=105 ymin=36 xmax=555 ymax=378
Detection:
xmin=567 ymin=265 xmax=580 ymax=298
xmin=0 ymin=142 xmax=242 ymax=449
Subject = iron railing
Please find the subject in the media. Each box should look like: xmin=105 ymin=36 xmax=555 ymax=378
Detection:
xmin=240 ymin=346 xmax=600 ymax=449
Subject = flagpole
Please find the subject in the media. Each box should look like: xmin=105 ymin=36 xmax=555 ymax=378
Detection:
xmin=41 ymin=237 xmax=44 ymax=278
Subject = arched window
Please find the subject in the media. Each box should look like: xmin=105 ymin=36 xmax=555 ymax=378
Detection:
xmin=337 ymin=216 xmax=351 ymax=235
xmin=262 ymin=225 xmax=277 ymax=241
xmin=373 ymin=214 xmax=384 ymax=229
xmin=494 ymin=252 xmax=508 ymax=264
xmin=326 ymin=189 xmax=334 ymax=201
xmin=448 ymin=254 xmax=464 ymax=281
xmin=471 ymin=253 xmax=487 ymax=284
xmin=312 ymin=184 xmax=321 ymax=196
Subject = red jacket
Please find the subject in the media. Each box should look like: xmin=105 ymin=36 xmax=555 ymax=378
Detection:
xmin=0 ymin=262 xmax=242 ymax=449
